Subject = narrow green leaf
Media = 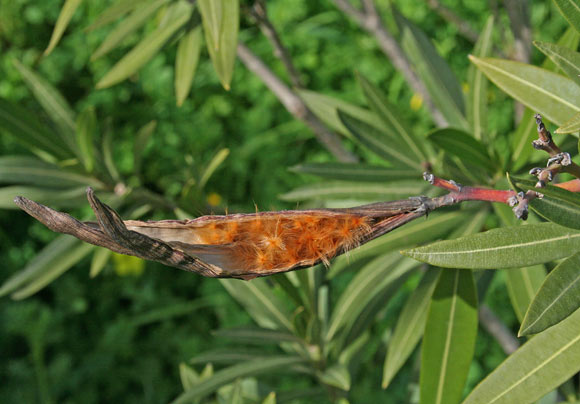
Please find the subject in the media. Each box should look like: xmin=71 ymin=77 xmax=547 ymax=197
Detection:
xmin=220 ymin=278 xmax=295 ymax=332
xmin=556 ymin=111 xmax=580 ymax=134
xmin=199 ymin=148 xmax=229 ymax=189
xmin=85 ymin=0 xmax=141 ymax=31
xmin=469 ymin=56 xmax=580 ymax=125
xmin=394 ymin=8 xmax=467 ymax=129
xmin=0 ymin=186 xmax=88 ymax=209
xmin=13 ymin=60 xmax=78 ymax=151
xmin=213 ymin=327 xmax=305 ymax=345
xmin=44 ymin=0 xmax=82 ymax=56
xmin=403 ymin=223 xmax=580 ymax=269
xmin=179 ymin=362 xmax=199 ymax=391
xmin=554 ymin=0 xmax=580 ymax=34
xmin=382 ymin=268 xmax=440 ymax=389
xmin=510 ymin=175 xmax=580 ymax=230
xmin=175 ymin=25 xmax=202 ymax=106
xmin=534 ymin=41 xmax=580 ymax=87
xmin=428 ymin=128 xmax=494 ymax=171
xmin=510 ymin=109 xmax=538 ymax=171
xmin=102 ymin=127 xmax=121 ymax=182
xmin=357 ymin=73 xmax=427 ymax=161
xmin=338 ymin=110 xmax=423 ymax=170
xmin=420 ymin=269 xmax=478 ymax=404
xmin=75 ymin=106 xmax=96 ymax=173
xmin=0 ymin=235 xmax=75 ymax=297
xmin=543 ymin=26 xmax=580 ymax=73
xmin=170 ymin=357 xmax=306 ymax=404
xmin=505 ymin=265 xmax=547 ymax=323
xmin=326 ymin=253 xmax=416 ymax=340
xmin=190 ymin=349 xmax=267 ymax=365
xmin=96 ymin=1 xmax=191 ymax=89
xmin=463 ymin=306 xmax=580 ymax=404
xmin=205 ymin=0 xmax=238 ymax=90
xmin=329 ymin=211 xmax=469 ymax=278
xmin=0 ymin=99 xmax=72 ymax=160
xmin=90 ymin=247 xmax=112 ymax=278
xmin=279 ymin=180 xmax=427 ymax=202
xmin=133 ymin=120 xmax=157 ymax=176
xmin=467 ymin=16 xmax=494 ymax=141
xmin=262 ymin=392 xmax=276 ymax=404
xmin=318 ymin=363 xmax=351 ymax=391
xmin=0 ymin=236 xmax=93 ymax=300
xmin=91 ymin=0 xmax=170 ymax=60
xmin=129 ymin=300 xmax=211 ymax=327
xmin=0 ymin=156 xmax=102 ymax=188
xmin=197 ymin=0 xmax=222 ymax=51
xmin=297 ymin=89 xmax=384 ymax=137
xmin=520 ymin=252 xmax=580 ymax=335
xmin=290 ymin=162 xmax=418 ymax=182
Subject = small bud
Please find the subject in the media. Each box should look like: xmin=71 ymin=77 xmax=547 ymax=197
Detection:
xmin=507 ymin=196 xmax=518 ymax=207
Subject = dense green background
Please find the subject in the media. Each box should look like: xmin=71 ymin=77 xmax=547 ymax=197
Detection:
xmin=0 ymin=0 xmax=569 ymax=402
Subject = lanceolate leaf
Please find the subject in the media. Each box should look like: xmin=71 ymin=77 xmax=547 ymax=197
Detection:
xmin=554 ymin=0 xmax=580 ymax=35
xmin=13 ymin=60 xmax=78 ymax=152
xmin=212 ymin=327 xmax=305 ymax=345
xmin=85 ymin=0 xmax=141 ymax=31
xmin=91 ymin=0 xmax=170 ymax=60
xmin=198 ymin=0 xmax=222 ymax=52
xmin=171 ymin=356 xmax=306 ymax=404
xmin=467 ymin=16 xmax=494 ymax=141
xmin=520 ymin=252 xmax=580 ymax=336
xmin=505 ymin=265 xmax=547 ymax=323
xmin=510 ymin=175 xmax=580 ymax=230
xmin=0 ymin=235 xmax=93 ymax=299
xmin=510 ymin=109 xmax=539 ymax=171
xmin=382 ymin=268 xmax=440 ymax=389
xmin=279 ymin=180 xmax=427 ymax=202
xmin=394 ymin=8 xmax=467 ymax=129
xmin=357 ymin=73 xmax=427 ymax=162
xmin=463 ymin=306 xmax=580 ymax=404
xmin=533 ymin=41 xmax=580 ymax=87
xmin=326 ymin=253 xmax=415 ymax=340
xmin=338 ymin=110 xmax=423 ymax=170
xmin=290 ymin=162 xmax=419 ymax=182
xmin=175 ymin=25 xmax=202 ymax=106
xmin=0 ymin=156 xmax=103 ymax=188
xmin=402 ymin=223 xmax=580 ymax=269
xmin=75 ymin=106 xmax=97 ymax=173
xmin=0 ymin=99 xmax=72 ymax=160
xmin=0 ymin=186 xmax=89 ymax=209
xmin=469 ymin=56 xmax=580 ymax=125
xmin=297 ymin=89 xmax=384 ymax=137
xmin=428 ymin=128 xmax=494 ymax=171
xmin=204 ymin=0 xmax=238 ymax=90
xmin=556 ymin=111 xmax=580 ymax=134
xmin=44 ymin=0 xmax=82 ymax=56
xmin=318 ymin=363 xmax=351 ymax=391
xmin=96 ymin=1 xmax=192 ymax=89
xmin=220 ymin=278 xmax=295 ymax=332
xmin=420 ymin=269 xmax=478 ymax=404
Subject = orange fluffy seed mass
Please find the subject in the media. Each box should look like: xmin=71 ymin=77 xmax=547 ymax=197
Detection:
xmin=192 ymin=213 xmax=371 ymax=273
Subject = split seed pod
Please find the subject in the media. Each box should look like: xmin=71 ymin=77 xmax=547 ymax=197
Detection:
xmin=14 ymin=188 xmax=432 ymax=279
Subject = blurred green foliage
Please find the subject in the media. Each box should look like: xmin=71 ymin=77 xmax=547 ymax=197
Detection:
xmin=0 ymin=0 xmax=575 ymax=403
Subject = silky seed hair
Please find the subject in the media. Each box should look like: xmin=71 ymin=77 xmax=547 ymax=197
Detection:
xmin=126 ymin=211 xmax=372 ymax=274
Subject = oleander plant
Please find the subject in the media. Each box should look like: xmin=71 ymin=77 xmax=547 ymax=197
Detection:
xmin=2 ymin=1 xmax=580 ymax=403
